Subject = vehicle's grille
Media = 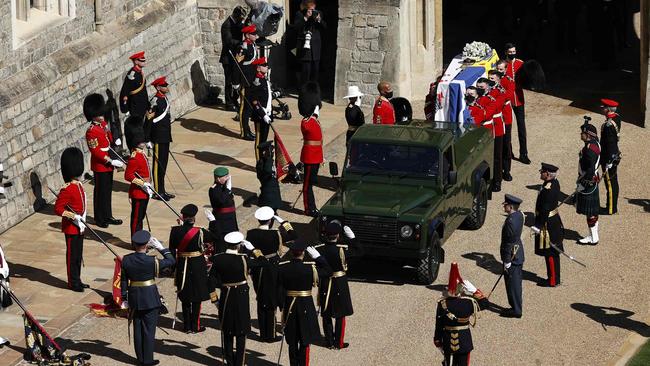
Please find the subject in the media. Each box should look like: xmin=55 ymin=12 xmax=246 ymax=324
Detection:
xmin=344 ymin=215 xmax=398 ymax=245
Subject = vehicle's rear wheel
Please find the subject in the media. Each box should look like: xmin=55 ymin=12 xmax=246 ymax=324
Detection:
xmin=463 ymin=178 xmax=488 ymax=230
xmin=416 ymin=233 xmax=442 ymax=284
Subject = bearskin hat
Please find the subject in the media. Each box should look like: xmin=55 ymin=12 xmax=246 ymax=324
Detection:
xmin=391 ymin=97 xmax=413 ymax=125
xmin=518 ymin=60 xmax=546 ymax=91
xmin=298 ymin=82 xmax=322 ymax=118
xmin=83 ymin=93 xmax=106 ymax=121
xmin=61 ymin=147 xmax=84 ymax=182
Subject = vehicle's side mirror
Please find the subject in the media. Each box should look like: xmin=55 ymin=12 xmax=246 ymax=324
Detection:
xmin=329 ymin=162 xmax=339 ymax=177
xmin=447 ymin=171 xmax=457 ymax=185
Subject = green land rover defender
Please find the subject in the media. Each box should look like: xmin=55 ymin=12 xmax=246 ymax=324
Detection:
xmin=320 ymin=120 xmax=494 ymax=284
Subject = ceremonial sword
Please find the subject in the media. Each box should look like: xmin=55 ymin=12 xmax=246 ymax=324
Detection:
xmin=549 ymin=242 xmax=587 ymax=267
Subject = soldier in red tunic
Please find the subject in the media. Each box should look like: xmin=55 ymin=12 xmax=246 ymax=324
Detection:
xmin=504 ymin=43 xmax=530 ymax=164
xmin=84 ymin=94 xmax=124 ymax=228
xmin=463 ymin=87 xmax=486 ymax=128
xmin=54 ymin=147 xmax=89 ymax=292
xmin=125 ymin=137 xmax=154 ymax=236
xmin=477 ymin=78 xmax=505 ymax=192
xmin=495 ymin=61 xmax=514 ymax=182
xmin=372 ymin=81 xmax=396 ymax=125
xmin=299 ymin=82 xmax=324 ymax=217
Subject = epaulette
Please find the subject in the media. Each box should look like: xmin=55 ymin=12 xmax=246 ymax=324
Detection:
xmin=60 ymin=183 xmax=70 ymax=189
xmin=279 ymin=261 xmax=290 ymax=265
xmin=377 ymin=99 xmax=382 ymax=106
xmin=127 ymin=70 xmax=135 ymax=80
xmin=313 ymin=244 xmax=325 ymax=248
xmin=336 ymin=244 xmax=348 ymax=249
xmin=303 ymin=261 xmax=315 ymax=265
xmin=131 ymin=151 xmax=137 ymax=158
xmin=543 ymin=181 xmax=552 ymax=189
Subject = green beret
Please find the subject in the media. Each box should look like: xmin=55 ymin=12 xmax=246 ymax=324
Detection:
xmin=213 ymin=167 xmax=229 ymax=177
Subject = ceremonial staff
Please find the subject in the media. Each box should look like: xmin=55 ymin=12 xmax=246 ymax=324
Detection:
xmin=486 ymin=245 xmax=519 ymax=300
xmin=146 ymin=145 xmax=178 ymax=196
xmin=169 ymin=150 xmax=193 ymax=190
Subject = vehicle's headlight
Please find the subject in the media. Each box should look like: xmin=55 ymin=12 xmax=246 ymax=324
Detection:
xmin=400 ymin=225 xmax=413 ymax=238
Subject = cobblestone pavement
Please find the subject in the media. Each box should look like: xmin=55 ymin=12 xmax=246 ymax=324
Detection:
xmin=3 ymin=92 xmax=650 ymax=366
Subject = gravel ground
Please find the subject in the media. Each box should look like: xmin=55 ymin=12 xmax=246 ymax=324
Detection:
xmin=18 ymin=90 xmax=650 ymax=366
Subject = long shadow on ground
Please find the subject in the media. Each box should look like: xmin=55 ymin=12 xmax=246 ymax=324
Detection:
xmin=571 ymin=303 xmax=650 ymax=337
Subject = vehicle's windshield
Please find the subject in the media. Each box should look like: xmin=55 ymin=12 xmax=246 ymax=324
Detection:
xmin=345 ymin=142 xmax=440 ymax=177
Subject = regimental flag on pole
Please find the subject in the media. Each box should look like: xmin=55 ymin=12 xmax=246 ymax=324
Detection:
xmin=88 ymin=257 xmax=127 ymax=318
xmin=112 ymin=256 xmax=123 ymax=306
xmin=23 ymin=311 xmax=91 ymax=365
xmin=274 ymin=131 xmax=294 ymax=182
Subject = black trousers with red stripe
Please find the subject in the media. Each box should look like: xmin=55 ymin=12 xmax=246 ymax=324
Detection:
xmin=444 ymin=352 xmax=470 ymax=366
xmin=93 ymin=171 xmax=114 ymax=225
xmin=322 ymin=316 xmax=346 ymax=348
xmin=302 ymin=164 xmax=319 ymax=214
xmin=64 ymin=234 xmax=84 ymax=289
xmin=288 ymin=342 xmax=310 ymax=366
xmin=130 ymin=198 xmax=149 ymax=236
xmin=181 ymin=301 xmax=201 ymax=332
xmin=544 ymin=254 xmax=561 ymax=286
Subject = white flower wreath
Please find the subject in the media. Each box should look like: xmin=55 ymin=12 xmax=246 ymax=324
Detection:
xmin=462 ymin=41 xmax=492 ymax=61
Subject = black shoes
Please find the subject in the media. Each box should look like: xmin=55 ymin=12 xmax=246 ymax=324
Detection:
xmin=500 ymin=309 xmax=522 ymax=318
xmin=107 ymin=217 xmax=122 ymax=225
xmin=519 ymin=155 xmax=531 ymax=165
xmin=153 ymin=192 xmax=175 ymax=201
xmin=492 ymin=183 xmax=502 ymax=192
xmin=503 ymin=173 xmax=513 ymax=181
xmin=96 ymin=222 xmax=109 ymax=228
xmin=80 ymin=283 xmax=90 ymax=289
xmin=141 ymin=360 xmax=160 ymax=366
xmin=71 ymin=286 xmax=84 ymax=293
xmin=243 ymin=133 xmax=255 ymax=141
xmin=537 ymin=280 xmax=560 ymax=287
xmin=306 ymin=209 xmax=320 ymax=218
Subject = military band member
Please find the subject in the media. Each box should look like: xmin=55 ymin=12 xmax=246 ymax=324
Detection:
xmin=315 ymin=221 xmax=362 ymax=349
xmin=208 ymin=167 xmax=239 ymax=239
xmin=278 ymin=239 xmax=332 ymax=366
xmin=220 ymin=6 xmax=247 ymax=111
xmin=600 ymin=98 xmax=621 ymax=215
xmin=125 ymin=139 xmax=153 ymax=236
xmin=500 ymin=194 xmax=525 ymax=318
xmin=531 ymin=163 xmax=563 ymax=287
xmin=372 ymin=81 xmax=395 ymax=125
xmin=343 ymin=85 xmax=365 ymax=144
xmin=576 ymin=121 xmax=601 ymax=245
xmin=120 ymin=51 xmax=149 ymax=151
xmin=434 ymin=263 xmax=488 ymax=366
xmin=237 ymin=25 xmax=260 ymax=141
xmin=246 ymin=207 xmax=285 ymax=342
xmin=120 ymin=230 xmax=175 ymax=366
xmin=248 ymin=57 xmax=273 ymax=160
xmin=54 ymin=147 xmax=89 ymax=292
xmin=209 ymin=231 xmax=267 ymax=365
xmin=299 ymin=82 xmax=324 ymax=217
xmin=145 ymin=76 xmax=175 ymax=201
xmin=84 ymin=93 xmax=124 ymax=228
xmin=169 ymin=204 xmax=213 ymax=333
xmin=504 ymin=43 xmax=530 ymax=164
xmin=256 ymin=141 xmax=282 ymax=212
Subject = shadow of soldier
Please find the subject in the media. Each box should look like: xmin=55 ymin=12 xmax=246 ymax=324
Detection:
xmin=461 ymin=252 xmax=544 ymax=284
xmin=571 ymin=303 xmax=650 ymax=337
xmin=178 ymin=118 xmax=242 ymax=139
xmin=626 ymin=197 xmax=650 ymax=213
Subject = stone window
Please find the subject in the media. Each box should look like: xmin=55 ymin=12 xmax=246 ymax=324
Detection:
xmin=11 ymin=0 xmax=76 ymax=49
xmin=416 ymin=0 xmax=428 ymax=48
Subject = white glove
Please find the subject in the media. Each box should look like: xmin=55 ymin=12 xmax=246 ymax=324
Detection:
xmin=146 ymin=142 xmax=153 ymax=149
xmin=305 ymin=32 xmax=312 ymax=41
xmin=343 ymin=225 xmax=355 ymax=239
xmin=111 ymin=159 xmax=124 ymax=168
xmin=462 ymin=280 xmax=477 ymax=295
xmin=143 ymin=182 xmax=154 ymax=197
xmin=226 ymin=175 xmax=232 ymax=191
xmin=205 ymin=209 xmax=216 ymax=222
xmin=232 ymin=84 xmax=240 ymax=91
xmin=273 ymin=215 xmax=285 ymax=224
xmin=306 ymin=246 xmax=320 ymax=259
xmin=115 ymin=138 xmax=122 ymax=146
xmin=148 ymin=237 xmax=164 ymax=251
xmin=242 ymin=240 xmax=255 ymax=251
xmin=606 ymin=163 xmax=613 ymax=170
xmin=121 ymin=300 xmax=129 ymax=310
xmin=504 ymin=262 xmax=512 ymax=269
xmin=0 ymin=186 xmax=4 ymax=195
xmin=263 ymin=115 xmax=272 ymax=125
xmin=73 ymin=214 xmax=86 ymax=232
xmin=530 ymin=226 xmax=541 ymax=235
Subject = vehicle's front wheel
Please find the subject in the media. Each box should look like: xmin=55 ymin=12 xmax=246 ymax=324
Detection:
xmin=463 ymin=178 xmax=488 ymax=230
xmin=416 ymin=233 xmax=442 ymax=284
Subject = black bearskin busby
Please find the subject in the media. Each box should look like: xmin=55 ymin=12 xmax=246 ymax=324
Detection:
xmin=391 ymin=97 xmax=413 ymax=125
xmin=61 ymin=147 xmax=84 ymax=183
xmin=518 ymin=60 xmax=546 ymax=91
xmin=83 ymin=93 xmax=106 ymax=121
xmin=298 ymin=82 xmax=322 ymax=118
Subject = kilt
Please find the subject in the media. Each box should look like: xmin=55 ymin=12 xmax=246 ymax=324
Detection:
xmin=576 ymin=185 xmax=600 ymax=216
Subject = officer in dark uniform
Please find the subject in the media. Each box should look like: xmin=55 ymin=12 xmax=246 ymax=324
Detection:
xmin=169 ymin=204 xmax=214 ymax=333
xmin=315 ymin=221 xmax=362 ymax=349
xmin=144 ymin=76 xmax=175 ymax=201
xmin=293 ymin=0 xmax=327 ymax=86
xmin=278 ymin=238 xmax=332 ymax=366
xmin=236 ymin=25 xmax=260 ymax=141
xmin=434 ymin=262 xmax=488 ymax=366
xmin=600 ymin=98 xmax=621 ymax=215
xmin=209 ymin=231 xmax=267 ymax=365
xmin=120 ymin=51 xmax=149 ymax=152
xmin=220 ymin=6 xmax=246 ymax=111
xmin=576 ymin=121 xmax=601 ymax=245
xmin=120 ymin=230 xmax=175 ymax=366
xmin=246 ymin=207 xmax=285 ymax=342
xmin=500 ymin=194 xmax=525 ymax=318
xmin=248 ymin=57 xmax=273 ymax=160
xmin=531 ymin=163 xmax=563 ymax=287
xmin=256 ymin=141 xmax=282 ymax=212
xmin=208 ymin=167 xmax=238 ymax=239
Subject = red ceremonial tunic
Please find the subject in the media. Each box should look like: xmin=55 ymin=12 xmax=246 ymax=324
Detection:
xmin=372 ymin=97 xmax=395 ymax=125
xmin=54 ymin=181 xmax=86 ymax=235
xmin=86 ymin=119 xmax=114 ymax=173
xmin=468 ymin=103 xmax=487 ymax=126
xmin=300 ymin=116 xmax=323 ymax=164
xmin=505 ymin=58 xmax=524 ymax=107
xmin=125 ymin=149 xmax=151 ymax=200
xmin=487 ymin=88 xmax=506 ymax=137
xmin=500 ymin=76 xmax=515 ymax=125
xmin=477 ymin=95 xmax=497 ymax=137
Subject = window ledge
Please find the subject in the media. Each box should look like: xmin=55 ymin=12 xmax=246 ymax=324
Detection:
xmin=14 ymin=9 xmax=71 ymax=50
